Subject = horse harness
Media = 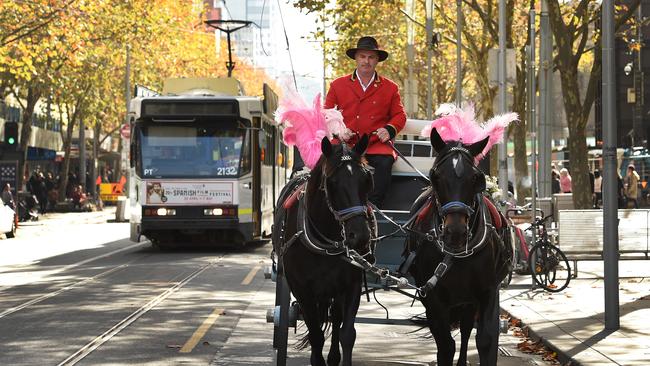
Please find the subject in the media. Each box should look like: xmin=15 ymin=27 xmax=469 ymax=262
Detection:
xmin=274 ymin=152 xmax=377 ymax=265
xmin=399 ymin=145 xmax=504 ymax=295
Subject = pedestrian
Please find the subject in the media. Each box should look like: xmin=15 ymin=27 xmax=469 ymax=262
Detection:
xmin=2 ymin=183 xmax=15 ymax=210
xmin=559 ymin=168 xmax=572 ymax=193
xmin=617 ymin=172 xmax=625 ymax=208
xmin=552 ymin=170 xmax=561 ymax=194
xmin=45 ymin=172 xmax=56 ymax=211
xmin=625 ymin=164 xmax=640 ymax=209
xmin=594 ymin=170 xmax=602 ymax=208
xmin=324 ymin=36 xmax=407 ymax=207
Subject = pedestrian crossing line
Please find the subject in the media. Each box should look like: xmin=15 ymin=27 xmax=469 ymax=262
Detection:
xmin=240 ymin=265 xmax=260 ymax=285
xmin=180 ymin=307 xmax=224 ymax=353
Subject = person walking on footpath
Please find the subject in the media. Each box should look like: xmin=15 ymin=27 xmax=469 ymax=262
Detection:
xmin=551 ymin=169 xmax=561 ymax=194
xmin=594 ymin=170 xmax=602 ymax=208
xmin=625 ymin=164 xmax=640 ymax=209
xmin=2 ymin=183 xmax=15 ymax=210
xmin=559 ymin=168 xmax=572 ymax=193
xmin=324 ymin=36 xmax=407 ymax=207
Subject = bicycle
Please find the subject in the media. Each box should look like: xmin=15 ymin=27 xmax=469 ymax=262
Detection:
xmin=503 ymin=205 xmax=571 ymax=292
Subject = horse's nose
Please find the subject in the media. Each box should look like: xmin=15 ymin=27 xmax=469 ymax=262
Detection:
xmin=344 ymin=224 xmax=370 ymax=249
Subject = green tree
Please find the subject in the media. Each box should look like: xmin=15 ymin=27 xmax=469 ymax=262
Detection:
xmin=548 ymin=0 xmax=639 ymax=208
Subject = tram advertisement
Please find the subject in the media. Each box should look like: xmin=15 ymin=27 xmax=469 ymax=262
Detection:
xmin=143 ymin=180 xmax=236 ymax=205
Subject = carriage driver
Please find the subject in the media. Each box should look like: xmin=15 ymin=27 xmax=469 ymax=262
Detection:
xmin=325 ymin=36 xmax=407 ymax=208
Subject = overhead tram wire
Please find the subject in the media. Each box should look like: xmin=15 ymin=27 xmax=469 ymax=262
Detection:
xmin=276 ymin=0 xmax=298 ymax=91
xmin=259 ymin=0 xmax=269 ymax=56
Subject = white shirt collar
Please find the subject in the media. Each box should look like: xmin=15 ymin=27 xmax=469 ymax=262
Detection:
xmin=355 ymin=70 xmax=375 ymax=92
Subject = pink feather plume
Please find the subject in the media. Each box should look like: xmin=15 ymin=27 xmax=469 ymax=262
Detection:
xmin=421 ymin=103 xmax=518 ymax=161
xmin=275 ymin=92 xmax=346 ymax=169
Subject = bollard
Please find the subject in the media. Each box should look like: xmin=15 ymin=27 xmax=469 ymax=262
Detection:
xmin=115 ymin=196 xmax=127 ymax=222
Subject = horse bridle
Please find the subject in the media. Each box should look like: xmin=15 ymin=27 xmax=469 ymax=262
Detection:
xmin=431 ymin=145 xmax=481 ymax=219
xmin=297 ymin=148 xmax=375 ymax=257
xmin=428 ymin=145 xmax=488 ymax=257
xmin=320 ymin=153 xmax=372 ymax=223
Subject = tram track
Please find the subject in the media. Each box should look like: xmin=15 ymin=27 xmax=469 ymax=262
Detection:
xmin=55 ymin=255 xmax=227 ymax=366
xmin=0 ymin=263 xmax=132 ymax=320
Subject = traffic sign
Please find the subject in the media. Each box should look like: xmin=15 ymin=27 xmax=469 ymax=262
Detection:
xmin=120 ymin=124 xmax=130 ymax=139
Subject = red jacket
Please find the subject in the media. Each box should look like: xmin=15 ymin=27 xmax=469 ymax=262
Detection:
xmin=325 ymin=71 xmax=407 ymax=157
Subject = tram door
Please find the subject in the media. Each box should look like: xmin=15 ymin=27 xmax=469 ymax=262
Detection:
xmin=251 ymin=116 xmax=262 ymax=237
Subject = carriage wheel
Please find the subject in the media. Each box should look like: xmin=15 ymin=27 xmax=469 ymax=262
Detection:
xmin=274 ymin=266 xmax=291 ymax=366
xmin=528 ymin=242 xmax=571 ymax=292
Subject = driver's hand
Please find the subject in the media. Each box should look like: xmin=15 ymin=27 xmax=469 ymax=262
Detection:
xmin=376 ymin=127 xmax=390 ymax=142
xmin=340 ymin=128 xmax=354 ymax=142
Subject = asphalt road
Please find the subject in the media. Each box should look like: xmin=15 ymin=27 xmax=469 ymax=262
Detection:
xmin=0 ymin=209 xmax=553 ymax=365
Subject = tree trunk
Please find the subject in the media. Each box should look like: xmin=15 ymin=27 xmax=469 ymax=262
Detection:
xmin=18 ymin=86 xmax=42 ymax=184
xmin=512 ymin=59 xmax=529 ymax=204
xmin=557 ymin=64 xmax=591 ymax=209
xmin=58 ymin=109 xmax=77 ymax=202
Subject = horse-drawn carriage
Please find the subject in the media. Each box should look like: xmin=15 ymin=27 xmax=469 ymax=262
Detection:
xmin=267 ymin=108 xmax=517 ymax=366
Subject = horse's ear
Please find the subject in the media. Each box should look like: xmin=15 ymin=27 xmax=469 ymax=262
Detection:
xmin=353 ymin=134 xmax=369 ymax=156
xmin=430 ymin=128 xmax=446 ymax=153
xmin=468 ymin=136 xmax=489 ymax=158
xmin=321 ymin=136 xmax=333 ymax=157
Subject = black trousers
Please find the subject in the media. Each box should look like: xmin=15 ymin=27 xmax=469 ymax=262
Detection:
xmin=366 ymin=154 xmax=394 ymax=208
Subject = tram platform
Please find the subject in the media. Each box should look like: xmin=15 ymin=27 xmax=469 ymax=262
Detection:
xmin=501 ymin=260 xmax=650 ymax=365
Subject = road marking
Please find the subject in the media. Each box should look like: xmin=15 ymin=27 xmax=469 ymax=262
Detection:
xmin=180 ymin=307 xmax=223 ymax=353
xmin=241 ymin=265 xmax=260 ymax=285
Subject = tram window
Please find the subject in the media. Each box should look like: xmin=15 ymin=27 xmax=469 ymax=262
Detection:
xmin=139 ymin=124 xmax=246 ymax=178
xmin=240 ymin=129 xmax=251 ymax=175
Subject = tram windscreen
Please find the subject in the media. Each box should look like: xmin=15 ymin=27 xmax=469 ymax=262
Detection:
xmin=138 ymin=125 xmax=249 ymax=178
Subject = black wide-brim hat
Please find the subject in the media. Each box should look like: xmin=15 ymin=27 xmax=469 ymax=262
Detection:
xmin=346 ymin=36 xmax=389 ymax=62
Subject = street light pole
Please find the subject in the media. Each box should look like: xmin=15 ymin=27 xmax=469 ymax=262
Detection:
xmin=602 ymin=0 xmax=620 ymax=331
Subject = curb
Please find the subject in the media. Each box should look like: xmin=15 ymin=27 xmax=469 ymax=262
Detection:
xmin=500 ymin=306 xmax=577 ymax=366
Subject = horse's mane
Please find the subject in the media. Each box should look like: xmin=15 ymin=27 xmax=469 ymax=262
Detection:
xmin=306 ymin=154 xmax=326 ymax=199
xmin=421 ymin=103 xmax=518 ymax=161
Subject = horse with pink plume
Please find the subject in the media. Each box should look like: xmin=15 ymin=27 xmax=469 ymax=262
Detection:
xmin=275 ymin=92 xmax=350 ymax=169
xmin=421 ymin=103 xmax=518 ymax=162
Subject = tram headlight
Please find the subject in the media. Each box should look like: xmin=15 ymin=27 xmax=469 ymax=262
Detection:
xmin=204 ymin=208 xmax=224 ymax=216
xmin=156 ymin=208 xmax=176 ymax=216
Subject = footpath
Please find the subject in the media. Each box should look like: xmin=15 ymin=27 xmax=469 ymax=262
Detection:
xmin=502 ymin=260 xmax=650 ymax=365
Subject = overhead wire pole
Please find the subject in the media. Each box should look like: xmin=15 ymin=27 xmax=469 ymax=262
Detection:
xmin=602 ymin=0 xmax=620 ymax=331
xmin=528 ymin=6 xmax=538 ymax=288
xmin=498 ymin=0 xmax=508 ymax=197
xmin=426 ymin=0 xmax=433 ymax=119
xmin=204 ymin=20 xmax=252 ymax=78
xmin=538 ymin=0 xmax=552 ymax=197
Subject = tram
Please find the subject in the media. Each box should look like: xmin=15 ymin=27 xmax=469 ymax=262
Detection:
xmin=128 ymin=78 xmax=290 ymax=246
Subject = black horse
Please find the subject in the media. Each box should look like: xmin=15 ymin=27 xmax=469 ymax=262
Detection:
xmin=273 ymin=135 xmax=374 ymax=366
xmin=404 ymin=128 xmax=510 ymax=366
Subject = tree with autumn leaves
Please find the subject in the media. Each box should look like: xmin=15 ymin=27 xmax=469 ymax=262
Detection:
xmin=296 ymin=0 xmax=640 ymax=209
xmin=0 ymin=0 xmax=277 ymax=198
